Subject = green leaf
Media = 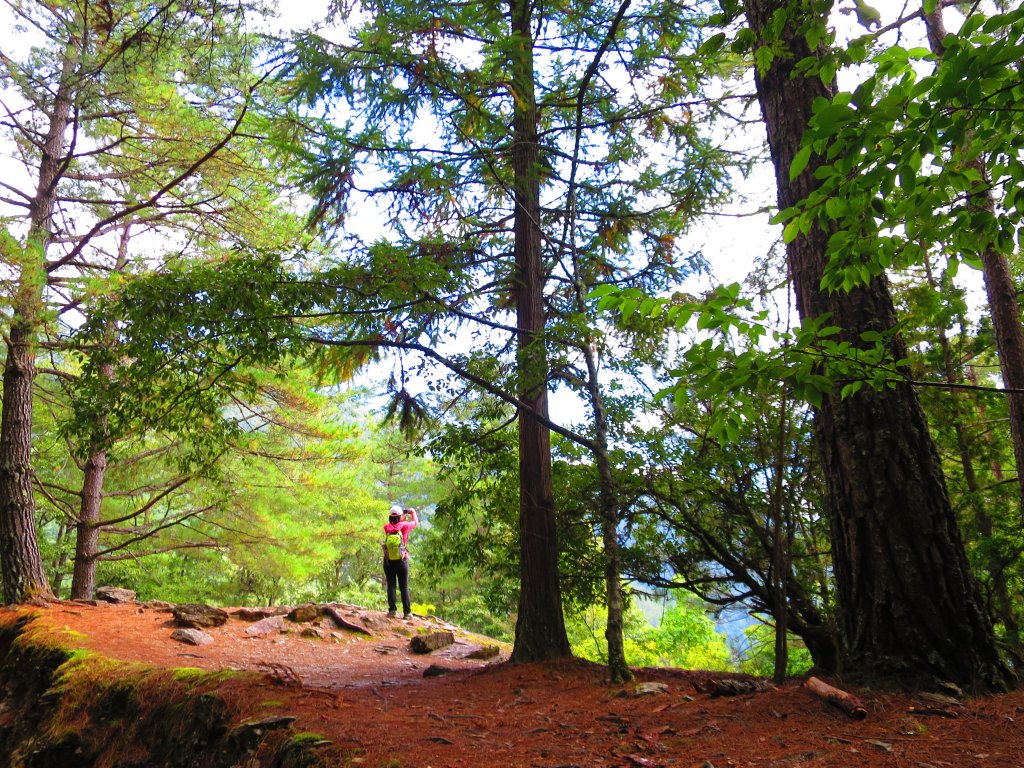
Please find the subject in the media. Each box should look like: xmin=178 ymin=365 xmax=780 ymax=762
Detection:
xmin=587 ymin=285 xmax=617 ymax=299
xmin=783 ymin=219 xmax=801 ymax=244
xmin=840 ymin=380 xmax=864 ymax=398
xmin=790 ymin=145 xmax=813 ymax=181
xmin=698 ymin=32 xmax=727 ymax=56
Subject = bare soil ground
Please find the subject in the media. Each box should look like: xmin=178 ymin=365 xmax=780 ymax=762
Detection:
xmin=13 ymin=601 xmax=1024 ymax=767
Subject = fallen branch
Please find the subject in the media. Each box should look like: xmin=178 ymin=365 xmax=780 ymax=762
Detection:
xmin=256 ymin=662 xmax=302 ymax=687
xmin=693 ymin=678 xmax=776 ymax=697
xmin=803 ymin=676 xmax=867 ymax=720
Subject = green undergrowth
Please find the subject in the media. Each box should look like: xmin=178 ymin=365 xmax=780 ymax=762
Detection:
xmin=0 ymin=610 xmax=347 ymax=768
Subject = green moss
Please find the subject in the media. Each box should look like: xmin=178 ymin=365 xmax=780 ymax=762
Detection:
xmin=292 ymin=731 xmax=327 ymax=742
xmin=172 ymin=667 xmax=247 ymax=691
xmin=173 ymin=667 xmax=207 ymax=679
xmin=0 ymin=613 xmax=349 ymax=767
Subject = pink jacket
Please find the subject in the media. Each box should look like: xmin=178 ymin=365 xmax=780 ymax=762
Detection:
xmin=383 ymin=509 xmax=418 ymax=559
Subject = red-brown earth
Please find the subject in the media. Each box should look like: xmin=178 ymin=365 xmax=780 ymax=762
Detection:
xmin=7 ymin=600 xmax=1024 ymax=767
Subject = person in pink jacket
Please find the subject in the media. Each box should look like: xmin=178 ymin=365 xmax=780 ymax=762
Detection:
xmin=381 ymin=504 xmax=419 ymax=619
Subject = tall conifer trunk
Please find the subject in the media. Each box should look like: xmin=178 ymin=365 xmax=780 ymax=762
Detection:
xmin=508 ymin=0 xmax=571 ymax=662
xmin=743 ymin=0 xmax=1011 ymax=690
xmin=0 ymin=43 xmax=79 ymax=603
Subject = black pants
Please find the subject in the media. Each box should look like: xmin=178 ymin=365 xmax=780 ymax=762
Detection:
xmin=383 ymin=557 xmax=410 ymax=615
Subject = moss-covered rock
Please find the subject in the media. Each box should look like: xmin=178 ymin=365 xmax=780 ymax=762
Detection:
xmin=0 ymin=612 xmax=341 ymax=768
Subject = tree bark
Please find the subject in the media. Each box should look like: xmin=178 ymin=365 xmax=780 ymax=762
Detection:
xmin=743 ymin=0 xmax=1012 ymax=690
xmin=0 ymin=322 xmax=52 ymax=603
xmin=923 ymin=5 xmax=1024 ymax=524
xmin=922 ymin=256 xmax=1022 ymax=656
xmin=0 ymin=41 xmax=79 ymax=604
xmin=583 ymin=343 xmax=631 ymax=683
xmin=70 ymin=446 xmax=106 ymax=601
xmin=508 ymin=0 xmax=571 ymax=663
xmin=49 ymin=521 xmax=72 ymax=596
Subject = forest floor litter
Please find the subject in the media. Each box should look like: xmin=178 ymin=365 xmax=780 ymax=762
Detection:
xmin=9 ymin=600 xmax=1024 ymax=767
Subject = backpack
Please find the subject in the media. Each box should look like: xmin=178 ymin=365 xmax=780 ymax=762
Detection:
xmin=383 ymin=530 xmax=406 ymax=560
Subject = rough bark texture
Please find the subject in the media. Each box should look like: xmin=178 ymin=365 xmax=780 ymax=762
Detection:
xmin=744 ymin=0 xmax=1011 ymax=690
xmin=924 ymin=256 xmax=1022 ymax=656
xmin=923 ymin=6 xmax=1024 ymax=523
xmin=70 ymin=448 xmax=106 ymax=601
xmin=508 ymin=0 xmax=571 ymax=663
xmin=0 ymin=327 xmax=51 ymax=604
xmin=0 ymin=43 xmax=78 ymax=604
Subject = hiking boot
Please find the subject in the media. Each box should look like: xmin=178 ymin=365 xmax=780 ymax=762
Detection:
xmin=402 ymin=613 xmax=412 ymax=620
xmin=387 ymin=610 xmax=397 ymax=618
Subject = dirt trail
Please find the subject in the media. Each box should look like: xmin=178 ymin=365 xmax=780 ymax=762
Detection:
xmin=15 ymin=601 xmax=1024 ymax=767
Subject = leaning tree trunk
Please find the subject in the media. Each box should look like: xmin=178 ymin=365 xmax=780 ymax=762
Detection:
xmin=923 ymin=4 xmax=1024 ymax=526
xmin=0 ymin=44 xmax=80 ymax=604
xmin=744 ymin=0 xmax=1012 ymax=690
xmin=768 ymin=395 xmax=791 ymax=684
xmin=923 ymin=255 xmax=1022 ymax=656
xmin=582 ymin=343 xmax=632 ymax=683
xmin=508 ymin=0 xmax=571 ymax=663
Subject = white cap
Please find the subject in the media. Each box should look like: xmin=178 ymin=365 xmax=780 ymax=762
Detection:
xmin=389 ymin=505 xmax=403 ymax=517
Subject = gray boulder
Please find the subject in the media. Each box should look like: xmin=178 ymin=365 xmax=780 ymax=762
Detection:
xmin=170 ymin=628 xmax=214 ymax=646
xmin=244 ymin=615 xmax=287 ymax=636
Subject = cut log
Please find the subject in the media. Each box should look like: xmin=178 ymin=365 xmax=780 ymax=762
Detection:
xmin=322 ymin=606 xmax=373 ymax=636
xmin=803 ymin=676 xmax=867 ymax=720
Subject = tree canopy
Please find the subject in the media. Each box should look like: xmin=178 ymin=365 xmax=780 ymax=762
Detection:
xmin=1 ymin=0 xmax=1022 ymax=690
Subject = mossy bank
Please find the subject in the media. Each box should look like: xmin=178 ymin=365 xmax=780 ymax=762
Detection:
xmin=0 ymin=611 xmax=345 ymax=767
